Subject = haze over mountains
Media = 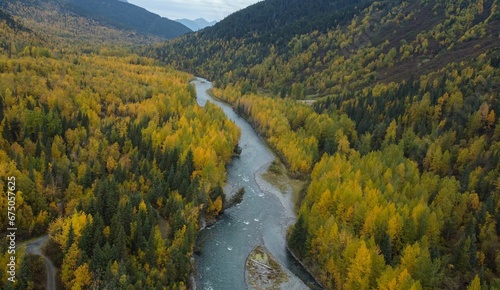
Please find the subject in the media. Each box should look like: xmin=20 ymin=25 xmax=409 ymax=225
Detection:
xmin=176 ymin=18 xmax=217 ymax=31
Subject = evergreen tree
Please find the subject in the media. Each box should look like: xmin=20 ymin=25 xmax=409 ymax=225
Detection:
xmin=289 ymin=215 xmax=307 ymax=254
xmin=16 ymin=254 xmax=31 ymax=290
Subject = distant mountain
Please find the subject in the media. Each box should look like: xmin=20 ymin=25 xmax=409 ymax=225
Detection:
xmin=176 ymin=18 xmax=217 ymax=31
xmin=58 ymin=0 xmax=192 ymax=39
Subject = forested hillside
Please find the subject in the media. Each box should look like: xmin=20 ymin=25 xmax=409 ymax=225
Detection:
xmin=1 ymin=0 xmax=190 ymax=43
xmin=151 ymin=0 xmax=374 ymax=81
xmin=0 ymin=6 xmax=239 ymax=290
xmin=162 ymin=0 xmax=500 ymax=288
xmin=200 ymin=0 xmax=372 ymax=41
xmin=58 ymin=0 xmax=192 ymax=38
xmin=154 ymin=0 xmax=498 ymax=98
xmin=1 ymin=0 xmax=499 ymax=288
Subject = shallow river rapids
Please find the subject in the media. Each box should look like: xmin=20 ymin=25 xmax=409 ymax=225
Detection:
xmin=193 ymin=78 xmax=320 ymax=290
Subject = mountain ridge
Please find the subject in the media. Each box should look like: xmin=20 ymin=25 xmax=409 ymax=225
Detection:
xmin=2 ymin=0 xmax=191 ymax=41
xmin=176 ymin=18 xmax=216 ymax=31
xmin=153 ymin=0 xmax=499 ymax=97
xmin=59 ymin=0 xmax=192 ymax=39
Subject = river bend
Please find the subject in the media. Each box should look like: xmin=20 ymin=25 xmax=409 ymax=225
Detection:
xmin=193 ymin=78 xmax=317 ymax=290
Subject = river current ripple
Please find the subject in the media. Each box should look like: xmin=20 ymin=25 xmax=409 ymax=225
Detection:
xmin=193 ymin=78 xmax=318 ymax=290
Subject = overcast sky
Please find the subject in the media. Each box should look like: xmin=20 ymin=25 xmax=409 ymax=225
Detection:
xmin=126 ymin=0 xmax=261 ymax=21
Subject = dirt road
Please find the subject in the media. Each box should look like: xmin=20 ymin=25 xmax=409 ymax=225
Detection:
xmin=25 ymin=235 xmax=56 ymax=290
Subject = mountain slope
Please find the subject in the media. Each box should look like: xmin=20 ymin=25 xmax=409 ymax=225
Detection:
xmin=2 ymin=0 xmax=191 ymax=42
xmin=202 ymin=0 xmax=372 ymax=42
xmin=0 ymin=7 xmax=26 ymax=30
xmin=0 ymin=7 xmax=46 ymax=57
xmin=151 ymin=0 xmax=373 ymax=80
xmin=59 ymin=0 xmax=192 ymax=39
xmin=153 ymin=0 xmax=499 ymax=96
xmin=1 ymin=1 xmax=152 ymax=48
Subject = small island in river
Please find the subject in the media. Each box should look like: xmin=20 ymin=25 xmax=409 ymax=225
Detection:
xmin=245 ymin=245 xmax=309 ymax=290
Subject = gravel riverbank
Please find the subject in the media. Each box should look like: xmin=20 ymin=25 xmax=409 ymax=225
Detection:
xmin=246 ymin=245 xmax=309 ymax=290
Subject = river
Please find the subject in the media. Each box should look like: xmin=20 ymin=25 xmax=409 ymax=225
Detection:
xmin=192 ymin=78 xmax=319 ymax=290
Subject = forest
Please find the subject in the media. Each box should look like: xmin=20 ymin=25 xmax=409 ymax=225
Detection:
xmin=1 ymin=0 xmax=499 ymax=288
xmin=181 ymin=0 xmax=500 ymax=288
xmin=153 ymin=0 xmax=499 ymax=98
xmin=213 ymin=48 xmax=500 ymax=290
xmin=0 ymin=5 xmax=239 ymax=289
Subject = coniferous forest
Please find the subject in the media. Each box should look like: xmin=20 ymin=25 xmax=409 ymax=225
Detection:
xmin=156 ymin=0 xmax=500 ymax=288
xmin=1 ymin=0 xmax=500 ymax=289
xmin=0 ymin=1 xmax=239 ymax=289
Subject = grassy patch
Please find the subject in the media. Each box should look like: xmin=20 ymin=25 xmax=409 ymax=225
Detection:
xmin=262 ymin=159 xmax=307 ymax=205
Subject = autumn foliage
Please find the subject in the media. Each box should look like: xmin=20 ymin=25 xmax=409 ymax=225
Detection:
xmin=0 ymin=13 xmax=239 ymax=287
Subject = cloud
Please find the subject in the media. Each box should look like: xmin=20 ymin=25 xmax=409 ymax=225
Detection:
xmin=127 ymin=0 xmax=260 ymax=21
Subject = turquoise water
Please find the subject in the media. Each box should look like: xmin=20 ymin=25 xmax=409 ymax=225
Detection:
xmin=193 ymin=78 xmax=319 ymax=290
